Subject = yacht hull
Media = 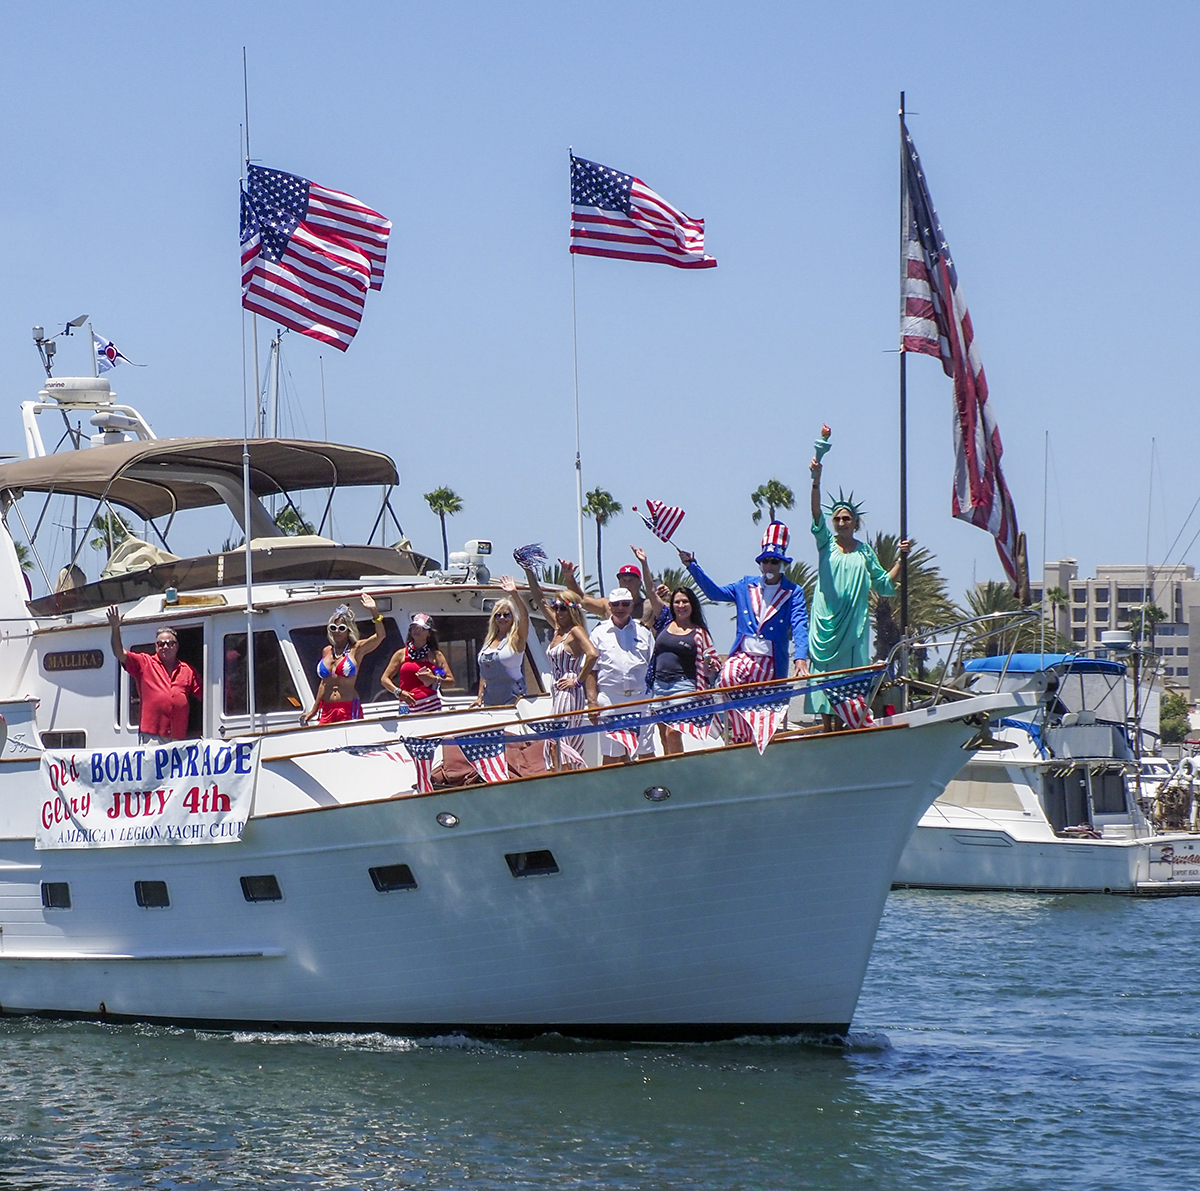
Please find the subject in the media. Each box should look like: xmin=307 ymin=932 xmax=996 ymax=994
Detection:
xmin=0 ymin=713 xmax=982 ymax=1039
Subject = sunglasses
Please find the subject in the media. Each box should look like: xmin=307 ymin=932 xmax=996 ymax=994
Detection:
xmin=329 ymin=623 xmax=350 ymax=632
xmin=494 ymin=611 xmax=513 ymax=620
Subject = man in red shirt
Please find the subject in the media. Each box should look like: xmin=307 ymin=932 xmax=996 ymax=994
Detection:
xmin=107 ymin=606 xmax=202 ymax=743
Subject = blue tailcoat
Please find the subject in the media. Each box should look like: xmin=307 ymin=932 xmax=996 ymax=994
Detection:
xmin=686 ymin=562 xmax=809 ymax=674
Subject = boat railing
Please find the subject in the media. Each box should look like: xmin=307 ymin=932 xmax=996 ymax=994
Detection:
xmin=883 ymin=609 xmax=1042 ymax=710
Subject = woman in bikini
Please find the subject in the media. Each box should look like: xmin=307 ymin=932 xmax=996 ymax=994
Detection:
xmin=300 ymin=592 xmax=386 ymax=725
xmin=381 ymin=613 xmax=454 ymax=715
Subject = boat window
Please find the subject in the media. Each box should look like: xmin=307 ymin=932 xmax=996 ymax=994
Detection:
xmin=41 ymin=881 xmax=71 ymax=910
xmin=426 ymin=615 xmax=545 ymax=698
xmin=936 ymin=765 xmax=1025 ymax=812
xmin=127 ymin=625 xmax=204 ymax=738
xmin=223 ymin=631 xmax=303 ymax=716
xmin=240 ymin=874 xmax=282 ymax=902
xmin=41 ymin=731 xmax=86 ymax=749
xmin=1090 ymin=770 xmax=1127 ymax=815
xmin=369 ymin=864 xmax=418 ymax=892
xmin=134 ymin=880 xmax=170 ymax=908
xmin=290 ymin=618 xmax=403 ymax=704
xmin=505 ymin=849 xmax=560 ymax=878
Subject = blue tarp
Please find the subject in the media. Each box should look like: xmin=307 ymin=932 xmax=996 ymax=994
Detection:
xmin=963 ymin=653 xmax=1125 ymax=676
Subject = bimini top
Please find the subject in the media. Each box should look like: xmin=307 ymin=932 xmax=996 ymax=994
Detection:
xmin=0 ymin=438 xmax=398 ymax=520
xmin=964 ymin=653 xmax=1126 ymax=676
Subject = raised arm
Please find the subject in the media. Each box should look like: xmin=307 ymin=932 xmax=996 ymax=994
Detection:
xmin=522 ymin=564 xmax=554 ymax=625
xmin=498 ymin=576 xmax=530 ymax=652
xmin=632 ymin=546 xmax=665 ymax=619
xmin=677 ymin=549 xmax=737 ymax=604
xmin=354 ymin=591 xmax=386 ymax=659
xmin=559 ymin=558 xmax=608 ymax=618
xmin=107 ymin=605 xmax=127 ymax=666
xmin=810 ymin=459 xmax=823 ymax=524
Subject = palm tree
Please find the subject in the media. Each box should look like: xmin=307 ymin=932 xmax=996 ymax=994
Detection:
xmin=870 ymin=534 xmax=957 ymax=662
xmin=583 ymin=488 xmax=622 ymax=591
xmin=751 ymin=479 xmax=795 ymax=526
xmin=13 ymin=541 xmax=33 ymax=573
xmin=274 ymin=505 xmax=314 ymax=536
xmin=1130 ymin=602 xmax=1167 ymax=643
xmin=1046 ymin=585 xmax=1069 ymax=639
xmin=961 ymin=580 xmax=1074 ymax=658
xmin=784 ymin=559 xmax=816 ymax=611
xmin=423 ymin=486 xmax=463 ymax=569
xmin=89 ymin=509 xmax=133 ymax=555
xmin=659 ymin=565 xmax=710 ymax=605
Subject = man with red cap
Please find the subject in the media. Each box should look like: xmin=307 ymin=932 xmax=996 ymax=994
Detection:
xmin=677 ymin=522 xmax=809 ymax=743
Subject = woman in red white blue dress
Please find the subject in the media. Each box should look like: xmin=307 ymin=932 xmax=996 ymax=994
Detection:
xmin=381 ymin=613 xmax=454 ymax=715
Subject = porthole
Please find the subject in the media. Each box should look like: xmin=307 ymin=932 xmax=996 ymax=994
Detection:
xmin=41 ymin=881 xmax=71 ymax=910
xmin=134 ymin=880 xmax=170 ymax=909
xmin=436 ymin=812 xmax=459 ymax=829
xmin=644 ymin=786 xmax=671 ymax=802
xmin=369 ymin=864 xmax=418 ymax=892
xmin=240 ymin=874 xmax=282 ymax=902
xmin=505 ymin=849 xmax=559 ymax=878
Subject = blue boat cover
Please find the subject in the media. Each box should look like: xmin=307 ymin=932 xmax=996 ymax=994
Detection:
xmin=963 ymin=653 xmax=1125 ymax=676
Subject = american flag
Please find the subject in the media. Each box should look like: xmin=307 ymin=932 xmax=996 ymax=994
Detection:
xmin=827 ymin=675 xmax=876 ymax=731
xmin=544 ymin=721 xmax=586 ymax=770
xmin=900 ymin=121 xmax=1020 ymax=590
xmin=459 ymin=731 xmax=509 ymax=784
xmin=570 ymin=156 xmax=716 ymax=270
xmin=635 ymin=500 xmax=686 ymax=543
xmin=241 ymin=164 xmax=391 ymax=352
xmin=400 ymin=736 xmax=438 ymax=794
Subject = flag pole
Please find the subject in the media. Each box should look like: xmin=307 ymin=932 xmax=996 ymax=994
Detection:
xmin=569 ymin=148 xmax=586 ymax=580
xmin=242 ymin=46 xmax=258 ymax=731
xmin=898 ymin=92 xmax=910 ymax=699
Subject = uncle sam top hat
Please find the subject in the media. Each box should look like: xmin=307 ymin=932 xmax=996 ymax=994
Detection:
xmin=755 ymin=521 xmax=792 ymax=564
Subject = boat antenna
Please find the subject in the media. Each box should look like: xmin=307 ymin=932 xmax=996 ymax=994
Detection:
xmin=241 ymin=45 xmax=258 ymax=730
xmin=32 ymin=314 xmax=89 ymax=379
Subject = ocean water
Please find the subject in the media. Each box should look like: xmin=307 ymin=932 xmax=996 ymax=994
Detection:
xmin=2 ymin=889 xmax=1197 ymax=1190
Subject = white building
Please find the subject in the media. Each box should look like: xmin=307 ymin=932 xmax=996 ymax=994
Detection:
xmin=1035 ymin=559 xmax=1198 ymax=699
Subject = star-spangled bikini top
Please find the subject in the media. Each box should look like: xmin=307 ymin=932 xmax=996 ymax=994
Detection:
xmin=317 ymin=650 xmax=357 ymax=679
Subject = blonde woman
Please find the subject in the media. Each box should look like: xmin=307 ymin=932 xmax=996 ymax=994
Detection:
xmin=521 ymin=563 xmax=598 ymax=768
xmin=472 ymin=576 xmax=530 ymax=707
xmin=300 ymin=592 xmax=385 ymax=725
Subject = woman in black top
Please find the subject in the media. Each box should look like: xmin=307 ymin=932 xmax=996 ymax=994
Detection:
xmin=651 ymin=586 xmax=718 ymax=755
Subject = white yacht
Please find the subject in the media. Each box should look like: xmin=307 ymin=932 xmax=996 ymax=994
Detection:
xmin=894 ymin=654 xmax=1200 ymax=896
xmin=0 ymin=371 xmax=1034 ymax=1039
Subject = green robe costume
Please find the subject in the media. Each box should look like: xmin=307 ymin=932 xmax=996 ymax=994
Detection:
xmin=806 ymin=516 xmax=895 ymax=715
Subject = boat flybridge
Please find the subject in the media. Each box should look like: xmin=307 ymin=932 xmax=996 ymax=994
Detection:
xmin=895 ymin=653 xmax=1200 ymax=895
xmin=0 ymin=371 xmax=1037 ymax=1040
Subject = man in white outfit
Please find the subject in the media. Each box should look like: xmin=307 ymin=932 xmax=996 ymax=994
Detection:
xmin=588 ymin=589 xmax=655 ymax=764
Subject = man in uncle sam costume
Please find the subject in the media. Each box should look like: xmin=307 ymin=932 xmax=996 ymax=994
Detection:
xmin=677 ymin=522 xmax=809 ymax=744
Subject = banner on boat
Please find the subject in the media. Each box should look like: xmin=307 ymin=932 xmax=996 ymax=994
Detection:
xmin=36 ymin=740 xmax=259 ymax=850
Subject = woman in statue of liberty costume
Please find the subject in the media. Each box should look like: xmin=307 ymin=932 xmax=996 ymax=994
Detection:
xmin=807 ymin=437 xmax=910 ymax=730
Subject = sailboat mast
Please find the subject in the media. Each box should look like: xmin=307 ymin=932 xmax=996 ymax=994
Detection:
xmin=898 ymin=92 xmax=910 ymax=691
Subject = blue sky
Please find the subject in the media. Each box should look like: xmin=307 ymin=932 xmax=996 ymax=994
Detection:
xmin=2 ymin=1 xmax=1197 ymax=606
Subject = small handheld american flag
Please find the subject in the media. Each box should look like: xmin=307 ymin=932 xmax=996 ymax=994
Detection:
xmin=460 ymin=732 xmax=509 ymax=784
xmin=635 ymin=500 xmax=686 ymax=544
xmin=400 ymin=736 xmax=439 ymax=794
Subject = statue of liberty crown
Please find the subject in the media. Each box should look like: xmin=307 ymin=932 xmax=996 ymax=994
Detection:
xmin=825 ymin=488 xmax=866 ymax=521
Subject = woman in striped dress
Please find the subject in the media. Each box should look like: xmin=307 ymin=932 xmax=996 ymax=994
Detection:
xmin=522 ymin=563 xmax=598 ymax=769
xmin=382 ymin=613 xmax=453 ymax=715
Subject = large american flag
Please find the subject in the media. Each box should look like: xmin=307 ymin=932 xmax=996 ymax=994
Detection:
xmin=900 ymin=121 xmax=1020 ymax=590
xmin=570 ymin=156 xmax=716 ymax=270
xmin=241 ymin=164 xmax=391 ymax=352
